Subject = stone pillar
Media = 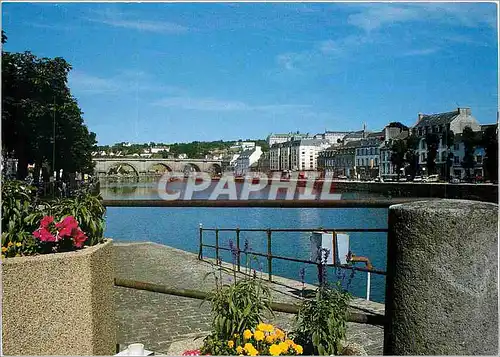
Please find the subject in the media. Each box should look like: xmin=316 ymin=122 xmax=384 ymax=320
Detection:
xmin=384 ymin=199 xmax=498 ymax=355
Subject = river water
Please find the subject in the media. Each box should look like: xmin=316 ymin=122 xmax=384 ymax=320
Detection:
xmin=102 ymin=179 xmax=388 ymax=303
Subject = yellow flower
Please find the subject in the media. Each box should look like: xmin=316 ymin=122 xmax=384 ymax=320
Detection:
xmin=15 ymin=242 xmax=22 ymax=247
xmin=274 ymin=329 xmax=285 ymax=341
xmin=244 ymin=343 xmax=258 ymax=356
xmin=236 ymin=346 xmax=244 ymax=354
xmin=285 ymin=339 xmax=294 ymax=346
xmin=254 ymin=330 xmax=265 ymax=341
xmin=243 ymin=330 xmax=253 ymax=340
xmin=257 ymin=323 xmax=274 ymax=333
xmin=1 ymin=247 xmax=7 ymax=253
xmin=244 ymin=343 xmax=254 ymax=351
xmin=294 ymin=344 xmax=303 ymax=355
xmin=278 ymin=342 xmax=289 ymax=353
xmin=234 ymin=333 xmax=240 ymax=339
xmin=228 ymin=340 xmax=234 ymax=348
xmin=269 ymin=344 xmax=281 ymax=356
xmin=7 ymin=242 xmax=13 ymax=247
xmin=265 ymin=334 xmax=276 ymax=344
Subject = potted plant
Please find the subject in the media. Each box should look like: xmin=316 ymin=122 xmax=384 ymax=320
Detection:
xmin=1 ymin=179 xmax=115 ymax=356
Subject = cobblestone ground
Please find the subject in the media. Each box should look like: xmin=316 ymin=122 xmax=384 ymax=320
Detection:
xmin=114 ymin=242 xmax=385 ymax=355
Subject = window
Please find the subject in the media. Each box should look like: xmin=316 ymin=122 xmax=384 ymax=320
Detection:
xmin=357 ymin=159 xmax=360 ymax=166
xmin=476 ymin=155 xmax=483 ymax=164
xmin=362 ymin=159 xmax=365 ymax=166
xmin=441 ymin=151 xmax=447 ymax=162
xmin=454 ymin=156 xmax=459 ymax=164
xmin=375 ymin=158 xmax=378 ymax=166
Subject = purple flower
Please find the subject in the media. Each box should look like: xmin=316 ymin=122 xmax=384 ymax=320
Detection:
xmin=299 ymin=267 xmax=305 ymax=284
xmin=228 ymin=239 xmax=238 ymax=264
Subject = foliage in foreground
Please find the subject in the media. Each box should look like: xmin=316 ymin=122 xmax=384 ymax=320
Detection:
xmin=1 ymin=179 xmax=106 ymax=257
xmin=293 ymin=282 xmax=351 ymax=355
xmin=201 ymin=271 xmax=273 ymax=355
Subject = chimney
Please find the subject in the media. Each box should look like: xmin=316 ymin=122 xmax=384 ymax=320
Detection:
xmin=418 ymin=113 xmax=425 ymax=121
xmin=458 ymin=107 xmax=471 ymax=116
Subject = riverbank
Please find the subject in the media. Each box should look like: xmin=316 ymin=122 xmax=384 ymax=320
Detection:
xmin=114 ymin=242 xmax=385 ymax=355
xmin=331 ymin=181 xmax=498 ymax=203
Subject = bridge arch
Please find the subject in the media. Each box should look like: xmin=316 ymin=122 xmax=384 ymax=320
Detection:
xmin=147 ymin=163 xmax=173 ymax=174
xmin=183 ymin=163 xmax=201 ymax=175
xmin=208 ymin=163 xmax=222 ymax=176
xmin=107 ymin=162 xmax=140 ymax=177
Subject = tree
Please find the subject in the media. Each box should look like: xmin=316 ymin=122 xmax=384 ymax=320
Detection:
xmin=442 ymin=129 xmax=455 ymax=180
xmin=425 ymin=133 xmax=440 ymax=174
xmin=2 ymin=41 xmax=97 ymax=179
xmin=405 ymin=135 xmax=419 ymax=179
xmin=390 ymin=139 xmax=406 ymax=180
xmin=461 ymin=126 xmax=478 ymax=181
xmin=481 ymin=125 xmax=498 ymax=183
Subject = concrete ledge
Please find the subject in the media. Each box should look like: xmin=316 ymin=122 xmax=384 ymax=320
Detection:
xmin=2 ymin=239 xmax=116 ymax=355
xmin=384 ymin=200 xmax=498 ymax=355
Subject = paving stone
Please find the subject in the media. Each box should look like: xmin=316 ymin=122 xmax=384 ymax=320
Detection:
xmin=114 ymin=242 xmax=384 ymax=355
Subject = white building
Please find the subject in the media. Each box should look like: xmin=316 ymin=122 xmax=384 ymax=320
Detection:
xmin=150 ymin=146 xmax=170 ymax=154
xmin=269 ymin=139 xmax=329 ymax=171
xmin=233 ymin=146 xmax=263 ymax=175
xmin=267 ymin=132 xmax=311 ymax=146
xmin=314 ymin=131 xmax=352 ymax=145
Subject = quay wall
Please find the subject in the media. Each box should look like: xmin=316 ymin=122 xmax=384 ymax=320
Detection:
xmin=333 ymin=182 xmax=498 ymax=203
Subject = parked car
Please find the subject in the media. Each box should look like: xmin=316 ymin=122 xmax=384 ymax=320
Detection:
xmin=414 ymin=176 xmax=423 ymax=182
xmin=450 ymin=177 xmax=460 ymax=184
xmin=374 ymin=176 xmax=384 ymax=182
xmin=427 ymin=174 xmax=439 ymax=182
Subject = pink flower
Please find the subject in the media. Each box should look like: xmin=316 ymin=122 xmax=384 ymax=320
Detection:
xmin=73 ymin=230 xmax=87 ymax=248
xmin=34 ymin=227 xmax=57 ymax=242
xmin=56 ymin=216 xmax=80 ymax=238
xmin=40 ymin=216 xmax=54 ymax=228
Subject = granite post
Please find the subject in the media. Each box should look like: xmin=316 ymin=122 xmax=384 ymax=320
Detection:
xmin=384 ymin=200 xmax=498 ymax=355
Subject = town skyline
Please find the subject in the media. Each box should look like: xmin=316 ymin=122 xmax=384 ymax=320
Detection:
xmin=2 ymin=2 xmax=498 ymax=145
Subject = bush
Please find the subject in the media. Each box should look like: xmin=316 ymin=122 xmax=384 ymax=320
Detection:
xmin=201 ymin=274 xmax=273 ymax=355
xmin=293 ymin=282 xmax=351 ymax=355
xmin=1 ymin=179 xmax=106 ymax=257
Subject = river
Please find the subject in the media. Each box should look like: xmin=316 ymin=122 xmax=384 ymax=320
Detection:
xmin=102 ymin=179 xmax=388 ymax=303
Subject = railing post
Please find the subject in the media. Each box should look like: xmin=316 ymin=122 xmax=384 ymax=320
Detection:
xmin=366 ymin=272 xmax=371 ymax=301
xmin=236 ymin=227 xmax=241 ymax=272
xmin=215 ymin=228 xmax=219 ymax=265
xmin=198 ymin=223 xmax=203 ymax=260
xmin=267 ymin=229 xmax=273 ymax=282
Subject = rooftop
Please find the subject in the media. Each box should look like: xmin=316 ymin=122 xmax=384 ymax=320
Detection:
xmin=413 ymin=109 xmax=461 ymax=128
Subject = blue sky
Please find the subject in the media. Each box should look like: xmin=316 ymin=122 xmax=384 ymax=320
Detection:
xmin=2 ymin=2 xmax=498 ymax=145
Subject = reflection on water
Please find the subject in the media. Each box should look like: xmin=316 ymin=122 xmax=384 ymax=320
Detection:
xmin=101 ymin=179 xmax=388 ymax=302
xmin=100 ymin=178 xmax=384 ymax=201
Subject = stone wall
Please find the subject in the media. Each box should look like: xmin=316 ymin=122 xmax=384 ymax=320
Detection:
xmin=333 ymin=182 xmax=498 ymax=203
xmin=2 ymin=240 xmax=115 ymax=355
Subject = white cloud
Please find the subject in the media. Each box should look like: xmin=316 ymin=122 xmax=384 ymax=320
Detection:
xmin=400 ymin=48 xmax=439 ymax=57
xmin=346 ymin=3 xmax=497 ymax=32
xmin=97 ymin=18 xmax=188 ymax=34
xmin=69 ymin=70 xmax=181 ymax=95
xmin=86 ymin=8 xmax=188 ymax=34
xmin=152 ymin=96 xmax=311 ymax=113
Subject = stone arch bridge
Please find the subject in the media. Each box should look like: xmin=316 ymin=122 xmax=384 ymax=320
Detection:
xmin=93 ymin=158 xmax=225 ymax=177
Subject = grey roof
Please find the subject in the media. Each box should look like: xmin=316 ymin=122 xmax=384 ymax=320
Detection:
xmin=414 ymin=110 xmax=460 ymax=128
xmin=344 ymin=140 xmax=362 ymax=148
xmin=481 ymin=123 xmax=497 ymax=132
xmin=366 ymin=131 xmax=384 ymax=138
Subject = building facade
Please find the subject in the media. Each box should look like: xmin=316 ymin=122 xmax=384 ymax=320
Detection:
xmin=266 ymin=132 xmax=311 ymax=146
xmin=355 ymin=137 xmax=384 ymax=179
xmin=233 ymin=146 xmax=263 ymax=176
xmin=318 ymin=141 xmax=360 ymax=178
xmin=411 ymin=107 xmax=481 ymax=177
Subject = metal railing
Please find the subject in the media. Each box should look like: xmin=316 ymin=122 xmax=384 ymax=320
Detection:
xmin=198 ymin=225 xmax=387 ymax=301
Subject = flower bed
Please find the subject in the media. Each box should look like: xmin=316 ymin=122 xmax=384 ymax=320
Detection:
xmin=2 ymin=239 xmax=115 ymax=355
